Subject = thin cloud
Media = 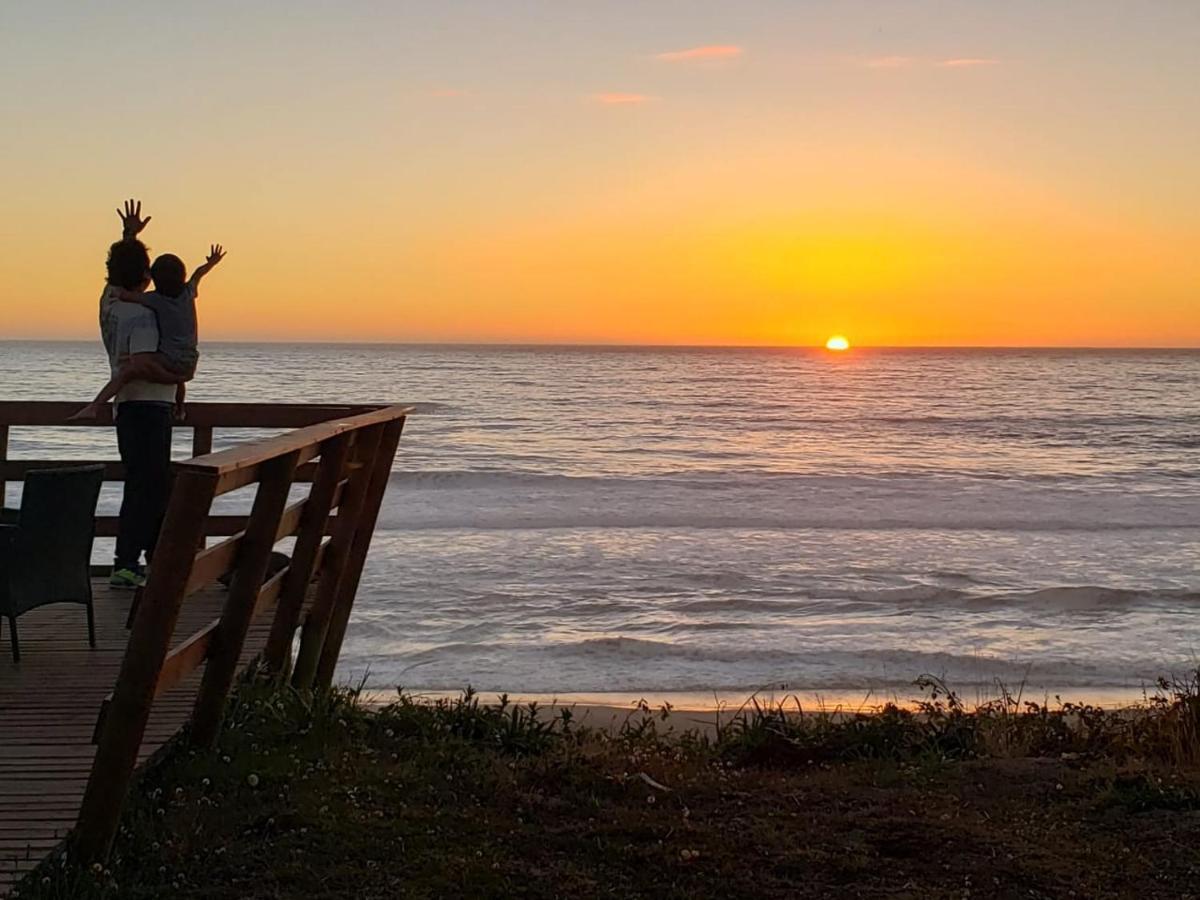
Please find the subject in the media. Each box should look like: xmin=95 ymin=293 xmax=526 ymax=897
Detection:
xmin=862 ymin=55 xmax=1001 ymax=70
xmin=592 ymin=92 xmax=653 ymax=106
xmin=937 ymin=57 xmax=1000 ymax=68
xmin=656 ymin=45 xmax=743 ymax=62
xmin=428 ymin=87 xmax=468 ymax=98
xmin=865 ymin=56 xmax=917 ymax=69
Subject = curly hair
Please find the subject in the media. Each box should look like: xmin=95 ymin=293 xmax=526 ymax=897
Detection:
xmin=106 ymin=239 xmax=151 ymax=290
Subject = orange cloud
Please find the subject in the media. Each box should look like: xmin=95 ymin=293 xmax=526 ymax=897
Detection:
xmin=593 ymin=92 xmax=652 ymax=105
xmin=937 ymin=57 xmax=1000 ymax=68
xmin=656 ymin=45 xmax=743 ymax=62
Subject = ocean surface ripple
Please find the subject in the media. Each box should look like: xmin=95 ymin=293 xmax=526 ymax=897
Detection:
xmin=4 ymin=343 xmax=1198 ymax=704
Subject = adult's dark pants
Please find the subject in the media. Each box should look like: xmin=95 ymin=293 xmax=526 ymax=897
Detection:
xmin=114 ymin=401 xmax=173 ymax=570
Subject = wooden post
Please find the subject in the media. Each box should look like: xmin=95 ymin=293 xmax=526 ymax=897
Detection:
xmin=263 ymin=433 xmax=352 ymax=674
xmin=192 ymin=425 xmax=213 ymax=458
xmin=191 ymin=451 xmax=300 ymax=745
xmin=291 ymin=425 xmax=384 ymax=689
xmin=0 ymin=423 xmax=8 ymax=506
xmin=315 ymin=417 xmax=404 ymax=688
xmin=74 ymin=469 xmax=218 ymax=862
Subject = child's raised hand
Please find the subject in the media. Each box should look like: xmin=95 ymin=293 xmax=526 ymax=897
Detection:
xmin=207 ymin=244 xmax=226 ymax=266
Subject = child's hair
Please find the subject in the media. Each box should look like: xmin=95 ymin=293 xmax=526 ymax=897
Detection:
xmin=106 ymin=240 xmax=150 ymax=289
xmin=150 ymin=254 xmax=188 ymax=298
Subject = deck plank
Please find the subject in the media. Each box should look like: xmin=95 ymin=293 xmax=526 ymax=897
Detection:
xmin=0 ymin=580 xmax=275 ymax=894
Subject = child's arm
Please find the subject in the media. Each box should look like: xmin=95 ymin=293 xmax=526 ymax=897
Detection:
xmin=113 ymin=287 xmax=151 ymax=305
xmin=188 ymin=244 xmax=226 ymax=293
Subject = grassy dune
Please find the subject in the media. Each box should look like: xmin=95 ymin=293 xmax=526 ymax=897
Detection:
xmin=16 ymin=672 xmax=1200 ymax=899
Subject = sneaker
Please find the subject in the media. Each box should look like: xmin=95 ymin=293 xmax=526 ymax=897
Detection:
xmin=110 ymin=567 xmax=147 ymax=589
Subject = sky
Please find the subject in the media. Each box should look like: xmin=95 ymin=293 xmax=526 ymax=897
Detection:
xmin=1 ymin=1 xmax=1197 ymax=346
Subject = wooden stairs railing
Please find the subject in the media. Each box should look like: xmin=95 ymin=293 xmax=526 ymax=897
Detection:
xmin=0 ymin=401 xmax=411 ymax=861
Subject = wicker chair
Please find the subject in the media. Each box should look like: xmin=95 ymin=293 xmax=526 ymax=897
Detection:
xmin=0 ymin=465 xmax=105 ymax=662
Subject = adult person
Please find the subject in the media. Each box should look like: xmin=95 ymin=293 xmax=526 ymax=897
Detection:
xmin=100 ymin=200 xmax=175 ymax=588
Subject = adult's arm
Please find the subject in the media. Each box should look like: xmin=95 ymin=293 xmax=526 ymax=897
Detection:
xmin=117 ymin=198 xmax=151 ymax=241
xmin=102 ymin=200 xmax=154 ymax=363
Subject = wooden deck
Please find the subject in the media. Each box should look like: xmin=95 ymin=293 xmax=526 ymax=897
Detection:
xmin=0 ymin=580 xmax=274 ymax=894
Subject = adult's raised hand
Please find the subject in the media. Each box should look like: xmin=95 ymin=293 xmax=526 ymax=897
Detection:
xmin=117 ymin=198 xmax=151 ymax=239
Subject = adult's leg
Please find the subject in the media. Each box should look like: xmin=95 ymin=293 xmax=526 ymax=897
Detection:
xmin=114 ymin=406 xmax=144 ymax=570
xmin=114 ymin=402 xmax=173 ymax=569
xmin=140 ymin=405 xmax=173 ymax=561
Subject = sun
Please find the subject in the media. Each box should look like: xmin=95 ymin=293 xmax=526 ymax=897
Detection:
xmin=825 ymin=335 xmax=850 ymax=352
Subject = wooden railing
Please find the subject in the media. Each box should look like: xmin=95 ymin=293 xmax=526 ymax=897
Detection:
xmin=0 ymin=401 xmax=411 ymax=860
xmin=0 ymin=402 xmax=393 ymax=539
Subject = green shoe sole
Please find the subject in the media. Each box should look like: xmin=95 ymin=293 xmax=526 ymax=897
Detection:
xmin=109 ymin=568 xmax=147 ymax=589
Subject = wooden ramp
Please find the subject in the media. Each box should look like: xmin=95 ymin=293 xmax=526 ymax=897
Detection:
xmin=0 ymin=580 xmax=273 ymax=893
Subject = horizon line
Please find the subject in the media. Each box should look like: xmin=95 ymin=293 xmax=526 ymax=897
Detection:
xmin=2 ymin=338 xmax=1199 ymax=351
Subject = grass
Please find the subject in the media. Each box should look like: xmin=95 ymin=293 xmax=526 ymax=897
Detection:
xmin=707 ymin=671 xmax=1200 ymax=769
xmin=13 ymin=669 xmax=1200 ymax=899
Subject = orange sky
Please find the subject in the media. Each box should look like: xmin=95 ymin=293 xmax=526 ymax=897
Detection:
xmin=1 ymin=2 xmax=1197 ymax=346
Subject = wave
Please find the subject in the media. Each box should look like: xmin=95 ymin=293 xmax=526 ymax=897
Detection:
xmin=651 ymin=584 xmax=1196 ymax=613
xmin=349 ymin=634 xmax=1191 ymax=693
xmin=390 ymin=470 xmax=599 ymax=489
xmin=646 ymin=585 xmax=1198 ymax=613
xmin=363 ymin=583 xmax=1197 ymax=619
xmin=847 ymin=586 xmax=972 ymax=604
xmin=847 ymin=585 xmax=1199 ymax=612
xmin=752 ymin=414 xmax=1200 ymax=433
xmin=377 ymin=470 xmax=1200 ymax=532
xmin=388 ymin=468 xmax=1200 ymax=489
xmin=406 ymin=401 xmax=455 ymax=415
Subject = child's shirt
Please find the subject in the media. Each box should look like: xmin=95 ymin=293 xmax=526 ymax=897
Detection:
xmin=148 ymin=280 xmax=200 ymax=371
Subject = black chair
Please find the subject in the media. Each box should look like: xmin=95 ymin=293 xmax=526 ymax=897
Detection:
xmin=0 ymin=465 xmax=105 ymax=662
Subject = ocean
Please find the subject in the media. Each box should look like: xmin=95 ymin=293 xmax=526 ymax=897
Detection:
xmin=3 ymin=342 xmax=1198 ymax=707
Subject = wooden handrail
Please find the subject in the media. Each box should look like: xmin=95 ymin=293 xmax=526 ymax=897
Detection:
xmin=182 ymin=480 xmax=348 ymax=596
xmin=0 ymin=400 xmax=389 ymax=429
xmin=156 ymin=559 xmax=295 ymax=701
xmin=86 ymin=513 xmax=337 ymax=543
xmin=1 ymin=402 xmax=408 ymax=556
xmin=1 ymin=459 xmax=324 ymax=483
xmin=64 ymin=400 xmax=410 ymax=861
xmin=180 ymin=405 xmax=411 ymax=478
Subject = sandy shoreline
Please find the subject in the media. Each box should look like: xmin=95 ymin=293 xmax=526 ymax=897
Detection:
xmin=359 ymin=684 xmax=1166 ymax=731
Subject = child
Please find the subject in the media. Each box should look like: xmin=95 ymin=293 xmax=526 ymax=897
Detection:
xmin=73 ymin=244 xmax=225 ymax=420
